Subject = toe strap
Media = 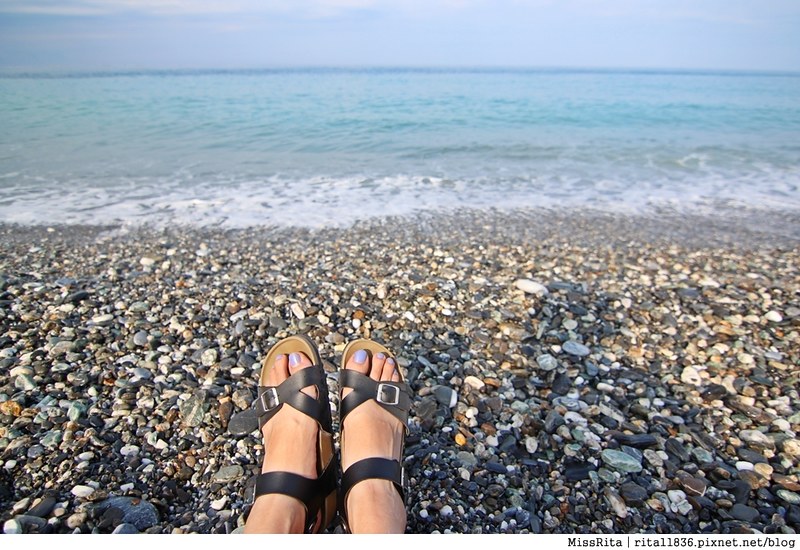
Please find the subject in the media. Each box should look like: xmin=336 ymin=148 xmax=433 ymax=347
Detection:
xmin=340 ymin=369 xmax=411 ymax=428
xmin=256 ymin=366 xmax=328 ymax=430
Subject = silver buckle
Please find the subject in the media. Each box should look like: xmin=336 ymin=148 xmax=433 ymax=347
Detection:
xmin=376 ymin=383 xmax=400 ymax=406
xmin=260 ymin=387 xmax=280 ymax=411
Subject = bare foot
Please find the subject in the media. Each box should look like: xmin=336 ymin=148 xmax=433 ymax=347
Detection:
xmin=341 ymin=348 xmax=407 ymax=533
xmin=244 ymin=352 xmax=321 ymax=533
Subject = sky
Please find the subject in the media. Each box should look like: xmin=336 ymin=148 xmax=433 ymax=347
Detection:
xmin=0 ymin=0 xmax=799 ymax=72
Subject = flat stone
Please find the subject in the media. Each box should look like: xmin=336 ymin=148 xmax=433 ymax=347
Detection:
xmin=91 ymin=314 xmax=114 ymax=326
xmin=179 ymin=391 xmax=208 ymax=427
xmin=71 ymin=485 xmax=95 ymax=498
xmin=536 ymin=354 xmax=558 ymax=371
xmin=730 ymin=503 xmax=760 ymax=523
xmin=604 ymin=487 xmax=628 ymax=518
xmin=765 ymin=311 xmax=783 ymax=323
xmin=681 ymin=366 xmax=702 ymax=386
xmin=601 ymin=449 xmax=643 ymax=473
xmin=515 ymin=279 xmax=548 ymax=296
xmin=562 ymin=341 xmax=590 ymax=357
xmin=679 ymin=476 xmax=707 ymax=497
xmin=213 ymin=465 xmax=244 ymax=483
xmin=463 ymin=376 xmax=485 ymax=391
xmin=544 ymin=410 xmax=565 ymax=433
xmin=457 ymin=451 xmax=478 ymax=469
xmin=27 ymin=495 xmax=57 ymax=518
xmin=93 ymin=497 xmax=159 ymax=530
xmin=777 ymin=490 xmax=800 ymax=505
xmin=433 ymin=386 xmax=457 ymax=408
xmin=620 ymin=482 xmax=648 ymax=505
xmin=67 ymin=401 xmax=87 ymax=421
xmin=133 ymin=331 xmax=149 ymax=347
xmin=780 ymin=439 xmax=800 ymax=457
xmin=739 ymin=429 xmax=775 ymax=451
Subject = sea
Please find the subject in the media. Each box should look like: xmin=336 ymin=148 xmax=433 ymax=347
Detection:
xmin=1 ymin=68 xmax=799 ymax=227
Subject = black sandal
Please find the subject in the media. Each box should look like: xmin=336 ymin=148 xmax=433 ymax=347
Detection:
xmin=338 ymin=339 xmax=411 ymax=532
xmin=251 ymin=335 xmax=337 ymax=533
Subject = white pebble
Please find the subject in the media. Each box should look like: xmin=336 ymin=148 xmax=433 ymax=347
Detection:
xmin=765 ymin=310 xmax=783 ymax=323
xmin=70 ymin=485 xmax=95 ymax=498
xmin=514 ymin=279 xmax=548 ymax=296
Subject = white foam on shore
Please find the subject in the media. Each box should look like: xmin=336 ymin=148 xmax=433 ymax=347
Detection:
xmin=1 ymin=171 xmax=799 ymax=229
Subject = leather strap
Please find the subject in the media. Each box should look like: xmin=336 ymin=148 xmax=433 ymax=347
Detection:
xmin=255 ymin=365 xmax=328 ymax=430
xmin=339 ymin=369 xmax=411 ymax=429
xmin=339 ymin=457 xmax=406 ymax=528
xmin=254 ymin=459 xmax=337 ymax=532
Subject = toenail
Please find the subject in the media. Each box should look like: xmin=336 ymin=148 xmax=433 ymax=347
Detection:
xmin=275 ymin=354 xmax=285 ymax=362
xmin=354 ymin=349 xmax=368 ymax=363
xmin=289 ymin=352 xmax=302 ymax=367
xmin=376 ymin=352 xmax=386 ymax=360
xmin=387 ymin=358 xmax=395 ymax=366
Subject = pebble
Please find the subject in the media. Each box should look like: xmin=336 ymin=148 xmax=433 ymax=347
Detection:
xmin=765 ymin=310 xmax=783 ymax=322
xmin=562 ymin=341 xmax=590 ymax=357
xmin=0 ymin=215 xmax=797 ymax=534
xmin=213 ymin=465 xmax=244 ymax=483
xmin=92 ymin=497 xmax=159 ymax=530
xmin=730 ymin=503 xmax=760 ymax=523
xmin=601 ymin=449 xmax=643 ymax=473
xmin=514 ymin=279 xmax=548 ymax=296
xmin=71 ymin=485 xmax=95 ymax=498
xmin=536 ymin=354 xmax=558 ymax=371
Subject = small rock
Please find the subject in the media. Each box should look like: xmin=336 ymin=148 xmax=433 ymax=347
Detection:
xmin=179 ymin=392 xmax=208 ymax=427
xmin=433 ymin=386 xmax=457 ymax=408
xmin=463 ymin=376 xmax=485 ymax=391
xmin=765 ymin=311 xmax=783 ymax=323
xmin=93 ymin=497 xmax=159 ymax=530
xmin=71 ymin=485 xmax=95 ymax=498
xmin=213 ymin=465 xmax=244 ymax=483
xmin=601 ymin=449 xmax=643 ymax=473
xmin=730 ymin=503 xmax=760 ymax=523
xmin=681 ymin=366 xmax=702 ymax=386
xmin=536 ymin=354 xmax=558 ymax=371
xmin=3 ymin=519 xmax=22 ymax=534
xmin=200 ymin=349 xmax=218 ymax=367
xmin=562 ymin=341 xmax=590 ymax=357
xmin=91 ymin=313 xmax=114 ymax=326
xmin=515 ymin=279 xmax=548 ymax=296
xmin=604 ymin=487 xmax=628 ymax=518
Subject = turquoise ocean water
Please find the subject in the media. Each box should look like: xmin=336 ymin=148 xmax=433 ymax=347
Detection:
xmin=1 ymin=68 xmax=799 ymax=227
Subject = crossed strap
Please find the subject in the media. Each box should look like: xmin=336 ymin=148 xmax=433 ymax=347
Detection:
xmin=255 ymin=365 xmax=328 ymax=430
xmin=339 ymin=369 xmax=412 ymax=428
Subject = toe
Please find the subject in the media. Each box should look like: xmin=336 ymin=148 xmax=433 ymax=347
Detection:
xmin=389 ymin=359 xmax=401 ymax=383
xmin=288 ymin=351 xmax=316 ymax=398
xmin=372 ymin=352 xmax=387 ymax=380
xmin=267 ymin=354 xmax=289 ymax=386
xmin=347 ymin=348 xmax=371 ymax=376
xmin=380 ymin=356 xmax=396 ymax=381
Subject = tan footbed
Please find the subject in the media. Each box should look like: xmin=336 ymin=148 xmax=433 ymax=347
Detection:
xmin=259 ymin=334 xmax=335 ymax=532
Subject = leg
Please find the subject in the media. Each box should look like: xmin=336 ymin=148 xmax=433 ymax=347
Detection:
xmin=341 ymin=349 xmax=407 ymax=533
xmin=244 ymin=352 xmax=322 ymax=533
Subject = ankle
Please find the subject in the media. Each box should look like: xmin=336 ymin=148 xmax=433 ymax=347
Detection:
xmin=346 ymin=479 xmax=406 ymax=533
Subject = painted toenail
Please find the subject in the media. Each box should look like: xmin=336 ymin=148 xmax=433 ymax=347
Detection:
xmin=289 ymin=352 xmax=302 ymax=367
xmin=387 ymin=358 xmax=395 ymax=366
xmin=376 ymin=352 xmax=385 ymax=360
xmin=275 ymin=354 xmax=285 ymax=362
xmin=354 ymin=349 xmax=368 ymax=363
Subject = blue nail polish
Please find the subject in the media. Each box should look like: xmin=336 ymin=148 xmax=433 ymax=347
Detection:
xmin=387 ymin=358 xmax=395 ymax=366
xmin=376 ymin=352 xmax=386 ymax=360
xmin=276 ymin=354 xmax=286 ymax=362
xmin=289 ymin=352 xmax=301 ymax=367
xmin=354 ymin=349 xmax=368 ymax=363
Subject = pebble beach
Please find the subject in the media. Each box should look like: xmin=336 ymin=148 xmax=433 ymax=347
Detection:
xmin=0 ymin=207 xmax=798 ymax=534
